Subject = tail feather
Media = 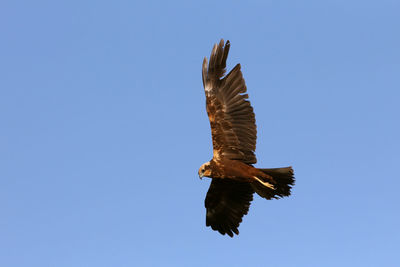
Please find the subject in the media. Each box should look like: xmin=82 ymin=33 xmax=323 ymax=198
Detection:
xmin=252 ymin=166 xmax=295 ymax=200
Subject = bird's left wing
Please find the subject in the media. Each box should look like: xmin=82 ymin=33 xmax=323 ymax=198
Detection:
xmin=205 ymin=179 xmax=254 ymax=237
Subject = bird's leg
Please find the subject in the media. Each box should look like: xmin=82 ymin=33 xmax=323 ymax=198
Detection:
xmin=253 ymin=176 xmax=275 ymax=190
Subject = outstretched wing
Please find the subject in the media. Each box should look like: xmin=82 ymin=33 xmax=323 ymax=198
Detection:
xmin=202 ymin=39 xmax=257 ymax=164
xmin=205 ymin=179 xmax=254 ymax=237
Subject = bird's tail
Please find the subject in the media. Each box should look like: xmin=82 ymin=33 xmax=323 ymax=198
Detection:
xmin=252 ymin=167 xmax=295 ymax=199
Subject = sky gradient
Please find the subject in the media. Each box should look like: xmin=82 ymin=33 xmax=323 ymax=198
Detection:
xmin=1 ymin=1 xmax=400 ymax=266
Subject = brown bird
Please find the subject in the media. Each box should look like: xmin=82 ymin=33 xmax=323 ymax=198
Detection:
xmin=199 ymin=39 xmax=295 ymax=237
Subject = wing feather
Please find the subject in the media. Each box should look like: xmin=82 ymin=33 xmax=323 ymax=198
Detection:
xmin=202 ymin=39 xmax=257 ymax=164
xmin=205 ymin=179 xmax=254 ymax=237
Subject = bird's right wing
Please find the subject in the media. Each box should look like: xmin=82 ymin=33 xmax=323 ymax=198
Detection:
xmin=202 ymin=39 xmax=257 ymax=164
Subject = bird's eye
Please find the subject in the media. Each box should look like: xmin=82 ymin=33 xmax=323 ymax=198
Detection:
xmin=202 ymin=169 xmax=205 ymax=173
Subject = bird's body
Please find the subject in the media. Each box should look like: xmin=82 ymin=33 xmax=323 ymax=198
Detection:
xmin=199 ymin=39 xmax=295 ymax=237
xmin=202 ymin=158 xmax=274 ymax=184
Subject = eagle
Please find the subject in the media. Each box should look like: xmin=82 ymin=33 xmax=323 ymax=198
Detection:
xmin=199 ymin=39 xmax=295 ymax=237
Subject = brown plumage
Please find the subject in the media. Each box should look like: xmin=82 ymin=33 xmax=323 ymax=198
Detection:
xmin=198 ymin=39 xmax=295 ymax=237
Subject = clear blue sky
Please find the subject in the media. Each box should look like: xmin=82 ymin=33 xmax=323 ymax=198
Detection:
xmin=1 ymin=1 xmax=399 ymax=266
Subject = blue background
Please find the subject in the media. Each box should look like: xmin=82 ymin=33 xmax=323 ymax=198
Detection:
xmin=1 ymin=1 xmax=399 ymax=266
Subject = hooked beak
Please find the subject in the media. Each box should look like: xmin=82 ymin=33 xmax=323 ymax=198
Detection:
xmin=199 ymin=173 xmax=204 ymax=179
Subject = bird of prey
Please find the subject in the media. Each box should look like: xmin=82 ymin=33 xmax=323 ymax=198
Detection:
xmin=199 ymin=39 xmax=295 ymax=237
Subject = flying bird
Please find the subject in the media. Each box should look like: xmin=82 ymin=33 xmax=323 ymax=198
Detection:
xmin=199 ymin=39 xmax=295 ymax=237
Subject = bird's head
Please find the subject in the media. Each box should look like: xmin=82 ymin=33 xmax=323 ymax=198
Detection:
xmin=198 ymin=162 xmax=212 ymax=179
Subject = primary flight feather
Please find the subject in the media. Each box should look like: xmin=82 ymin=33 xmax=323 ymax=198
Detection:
xmin=199 ymin=39 xmax=295 ymax=237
